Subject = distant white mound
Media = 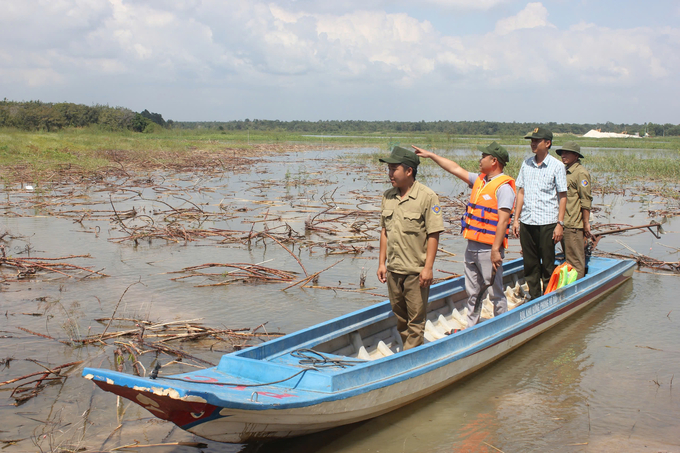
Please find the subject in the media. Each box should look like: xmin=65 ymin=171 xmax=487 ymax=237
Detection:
xmin=583 ymin=129 xmax=643 ymax=139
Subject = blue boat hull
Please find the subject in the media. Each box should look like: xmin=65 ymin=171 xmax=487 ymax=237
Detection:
xmin=83 ymin=256 xmax=635 ymax=442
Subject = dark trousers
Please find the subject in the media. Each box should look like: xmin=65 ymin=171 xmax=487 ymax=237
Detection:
xmin=519 ymin=222 xmax=557 ymax=299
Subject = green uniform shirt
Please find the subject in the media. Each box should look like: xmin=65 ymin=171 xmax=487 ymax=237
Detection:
xmin=564 ymin=161 xmax=592 ymax=229
xmin=380 ymin=180 xmax=445 ymax=275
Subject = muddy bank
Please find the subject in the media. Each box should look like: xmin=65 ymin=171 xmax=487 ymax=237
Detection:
xmin=0 ymin=142 xmax=351 ymax=185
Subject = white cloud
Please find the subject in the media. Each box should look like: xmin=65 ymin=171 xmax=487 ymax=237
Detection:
xmin=401 ymin=0 xmax=507 ymax=10
xmin=314 ymin=10 xmax=437 ymax=82
xmin=0 ymin=0 xmax=678 ymax=122
xmin=433 ymin=8 xmax=678 ymax=88
xmin=262 ymin=0 xmax=507 ymax=14
xmin=494 ymin=2 xmax=555 ymax=35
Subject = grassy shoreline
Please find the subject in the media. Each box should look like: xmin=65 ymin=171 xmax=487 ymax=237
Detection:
xmin=1 ymin=128 xmax=679 ymax=185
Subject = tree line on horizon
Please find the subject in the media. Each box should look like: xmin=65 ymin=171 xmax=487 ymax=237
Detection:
xmin=2 ymin=99 xmax=679 ymax=137
xmin=0 ymin=100 xmax=170 ymax=133
xmin=182 ymin=119 xmax=680 ymax=137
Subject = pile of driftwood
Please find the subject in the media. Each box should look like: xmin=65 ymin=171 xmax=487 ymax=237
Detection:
xmin=171 ymin=262 xmax=298 ymax=286
xmin=647 ymin=208 xmax=680 ymax=218
xmin=0 ymin=245 xmax=108 ymax=282
xmin=0 ymin=359 xmax=83 ymax=405
xmin=594 ymin=250 xmax=680 ymax=273
xmin=94 ymin=318 xmax=282 ymax=373
xmin=2 ymin=171 xmax=470 ymax=255
xmin=6 ymin=318 xmax=280 ymax=405
xmin=590 ymin=222 xmax=679 ymax=274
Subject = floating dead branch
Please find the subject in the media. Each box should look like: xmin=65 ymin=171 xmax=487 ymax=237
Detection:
xmin=436 ymin=269 xmax=463 ymax=280
xmin=99 ymin=280 xmax=142 ymax=342
xmin=0 ymin=360 xmax=83 ymax=405
xmin=171 ymin=262 xmax=298 ymax=286
xmin=83 ymin=318 xmax=284 ymax=346
xmin=15 ymin=314 xmax=285 ymax=369
xmin=282 ymin=259 xmax=344 ymax=291
xmin=99 ymin=319 xmax=287 ymax=370
xmin=587 ymin=222 xmax=678 ymax=272
xmin=110 ymin=441 xmax=209 ymax=450
xmin=0 ymin=247 xmax=108 ymax=281
xmin=110 ymin=224 xmax=211 ymax=244
xmin=593 ymin=249 xmax=679 ymax=273
xmin=305 ymin=206 xmax=378 ymax=237
xmin=648 ymin=209 xmax=679 ymax=218
xmin=258 ymin=232 xmax=308 ymax=276
xmin=590 ymin=222 xmax=663 ymax=241
xmin=301 ymin=285 xmax=387 ymax=298
xmin=17 ymin=327 xmax=72 ymax=345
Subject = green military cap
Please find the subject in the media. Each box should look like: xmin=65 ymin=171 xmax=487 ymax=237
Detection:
xmin=379 ymin=146 xmax=420 ymax=169
xmin=478 ymin=141 xmax=510 ymax=165
xmin=524 ymin=127 xmax=553 ymax=141
xmin=555 ymin=141 xmax=584 ymax=159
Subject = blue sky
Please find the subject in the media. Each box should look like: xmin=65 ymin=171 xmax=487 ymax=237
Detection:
xmin=1 ymin=0 xmax=679 ymax=124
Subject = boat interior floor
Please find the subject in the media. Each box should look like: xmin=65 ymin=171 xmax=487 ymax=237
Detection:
xmin=311 ymin=275 xmax=531 ymax=362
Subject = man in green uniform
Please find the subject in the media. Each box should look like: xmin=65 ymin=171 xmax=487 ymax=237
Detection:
xmin=556 ymin=141 xmax=592 ymax=279
xmin=377 ymin=146 xmax=444 ymax=350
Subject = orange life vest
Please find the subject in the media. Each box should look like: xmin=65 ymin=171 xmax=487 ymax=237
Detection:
xmin=544 ymin=262 xmax=578 ymax=294
xmin=461 ymin=174 xmax=516 ymax=248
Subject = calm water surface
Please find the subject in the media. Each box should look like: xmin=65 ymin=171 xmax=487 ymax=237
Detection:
xmin=1 ymin=147 xmax=678 ymax=452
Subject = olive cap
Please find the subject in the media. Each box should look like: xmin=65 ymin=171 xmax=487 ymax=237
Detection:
xmin=478 ymin=141 xmax=510 ymax=165
xmin=524 ymin=127 xmax=553 ymax=141
xmin=379 ymin=146 xmax=420 ymax=169
xmin=555 ymin=141 xmax=584 ymax=158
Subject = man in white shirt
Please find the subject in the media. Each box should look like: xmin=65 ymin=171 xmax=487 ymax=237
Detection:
xmin=511 ymin=127 xmax=567 ymax=299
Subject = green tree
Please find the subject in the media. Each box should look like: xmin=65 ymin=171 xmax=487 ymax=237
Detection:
xmin=140 ymin=109 xmax=166 ymax=127
xmin=131 ymin=113 xmax=151 ymax=132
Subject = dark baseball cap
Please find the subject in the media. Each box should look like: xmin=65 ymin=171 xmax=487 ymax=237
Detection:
xmin=379 ymin=146 xmax=420 ymax=169
xmin=478 ymin=141 xmax=510 ymax=165
xmin=555 ymin=141 xmax=584 ymax=158
xmin=524 ymin=127 xmax=553 ymax=141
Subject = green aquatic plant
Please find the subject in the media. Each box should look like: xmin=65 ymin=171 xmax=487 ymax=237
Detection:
xmin=2 ymin=128 xmax=679 ymax=184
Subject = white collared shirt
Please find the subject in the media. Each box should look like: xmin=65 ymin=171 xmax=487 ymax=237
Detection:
xmin=515 ymin=153 xmax=567 ymax=225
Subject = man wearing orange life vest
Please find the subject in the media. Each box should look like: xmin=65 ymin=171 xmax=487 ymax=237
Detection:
xmin=413 ymin=142 xmax=516 ymax=327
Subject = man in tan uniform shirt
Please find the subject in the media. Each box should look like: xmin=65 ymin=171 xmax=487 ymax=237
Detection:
xmin=377 ymin=146 xmax=444 ymax=350
xmin=556 ymin=141 xmax=592 ymax=279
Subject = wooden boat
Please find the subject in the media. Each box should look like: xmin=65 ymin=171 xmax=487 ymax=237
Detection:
xmin=82 ymin=256 xmax=634 ymax=443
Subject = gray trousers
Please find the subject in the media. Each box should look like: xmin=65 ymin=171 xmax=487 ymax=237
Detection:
xmin=464 ymin=243 xmax=507 ymax=327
